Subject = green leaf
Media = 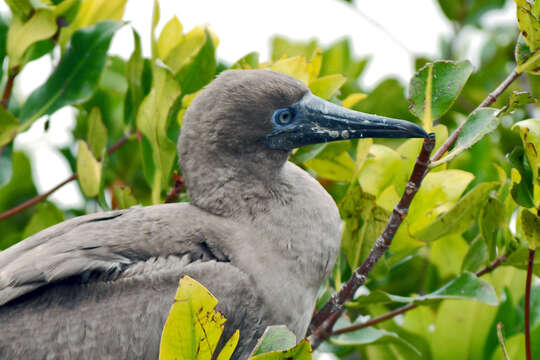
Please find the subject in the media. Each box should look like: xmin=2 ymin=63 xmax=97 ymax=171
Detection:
xmin=330 ymin=324 xmax=420 ymax=356
xmin=249 ymin=326 xmax=296 ymax=357
xmin=159 ymin=276 xmax=239 ymax=360
xmin=7 ymin=9 xmax=57 ymax=68
xmin=350 ymin=272 xmax=497 ymax=307
xmin=515 ymin=34 xmax=540 ymax=74
xmin=516 ymin=2 xmax=540 ymax=50
xmin=0 ymin=107 xmax=18 ymax=146
xmin=431 ymin=108 xmax=499 ymax=166
xmin=520 ymin=208 xmax=540 ymax=249
xmin=231 ymin=52 xmax=259 ymax=69
xmin=509 ymin=148 xmax=535 ymax=208
xmin=0 ymin=144 xmax=13 ymax=187
xmin=479 ymin=196 xmax=506 ymax=259
xmin=249 ymin=339 xmax=312 ymax=360
xmin=113 ymin=186 xmax=137 ymax=209
xmin=175 ymin=29 xmax=216 ymax=95
xmin=408 ymin=60 xmax=473 ymax=132
xmin=461 ymin=236 xmax=489 ymax=273
xmin=157 ymin=16 xmax=183 ymax=60
xmin=87 ymin=107 xmax=108 ymax=158
xmin=358 ymin=144 xmax=405 ymax=197
xmin=304 ymin=151 xmax=355 ymax=182
xmin=125 ymin=29 xmax=145 ymax=126
xmin=58 ymin=0 xmax=127 ymax=47
xmin=502 ymin=91 xmax=536 ymax=115
xmin=271 ymin=36 xmax=317 ymax=61
xmin=4 ymin=0 xmax=33 ymax=19
xmin=19 ymin=21 xmax=123 ymax=128
xmin=308 ymin=74 xmax=346 ymax=100
xmin=513 ymin=118 xmax=540 ymax=183
xmin=22 ymin=201 xmax=64 ymax=239
xmin=415 ymin=182 xmax=499 ymax=242
xmin=136 ymin=65 xmax=181 ymax=203
xmin=76 ymin=140 xmax=102 ymax=197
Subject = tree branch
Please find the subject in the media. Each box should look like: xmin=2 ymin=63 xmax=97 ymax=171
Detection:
xmin=0 ymin=134 xmax=131 ymax=222
xmin=525 ymin=248 xmax=535 ymax=360
xmin=308 ymin=134 xmax=436 ymax=347
xmin=1 ymin=66 xmax=19 ymax=109
xmin=327 ymin=253 xmax=508 ymax=337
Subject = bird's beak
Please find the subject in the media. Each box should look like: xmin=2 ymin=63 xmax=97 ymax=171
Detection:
xmin=263 ymin=92 xmax=428 ymax=151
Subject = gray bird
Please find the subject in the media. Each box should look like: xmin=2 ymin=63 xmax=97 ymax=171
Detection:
xmin=0 ymin=69 xmax=427 ymax=359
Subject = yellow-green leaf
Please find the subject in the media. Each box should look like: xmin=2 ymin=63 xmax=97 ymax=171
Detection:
xmin=308 ymin=74 xmax=346 ymax=100
xmin=513 ymin=118 xmax=540 ymax=184
xmin=307 ymin=49 xmax=322 ymax=82
xmin=269 ymin=56 xmax=309 ymax=85
xmin=158 ymin=16 xmax=183 ymax=60
xmin=249 ymin=339 xmax=312 ymax=360
xmin=136 ymin=65 xmax=181 ymax=203
xmin=7 ymin=9 xmax=57 ymax=68
xmin=358 ymin=144 xmax=405 ymax=198
xmin=159 ymin=276 xmax=239 ymax=360
xmin=304 ymin=151 xmax=355 ymax=182
xmin=113 ymin=186 xmax=137 ymax=209
xmin=87 ymin=107 xmax=108 ymax=159
xmin=342 ymin=93 xmax=367 ymax=109
xmin=58 ymin=0 xmax=126 ymax=47
xmin=76 ymin=140 xmax=102 ymax=197
xmin=0 ymin=107 xmax=18 ymax=146
xmin=520 ymin=208 xmax=540 ymax=249
xmin=516 ymin=3 xmax=540 ymax=50
xmin=164 ymin=26 xmax=206 ymax=73
xmin=22 ymin=201 xmax=64 ymax=239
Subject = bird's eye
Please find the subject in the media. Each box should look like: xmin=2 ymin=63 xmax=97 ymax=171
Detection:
xmin=275 ymin=109 xmax=293 ymax=125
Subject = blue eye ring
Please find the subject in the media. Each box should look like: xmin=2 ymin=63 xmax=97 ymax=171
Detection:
xmin=273 ymin=109 xmax=294 ymax=126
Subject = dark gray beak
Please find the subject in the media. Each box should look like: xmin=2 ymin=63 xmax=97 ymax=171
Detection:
xmin=262 ymin=92 xmax=428 ymax=151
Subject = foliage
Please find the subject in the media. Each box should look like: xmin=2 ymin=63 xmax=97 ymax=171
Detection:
xmin=1 ymin=0 xmax=540 ymax=359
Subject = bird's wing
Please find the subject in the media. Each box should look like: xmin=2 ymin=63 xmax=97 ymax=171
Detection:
xmin=0 ymin=203 xmax=235 ymax=306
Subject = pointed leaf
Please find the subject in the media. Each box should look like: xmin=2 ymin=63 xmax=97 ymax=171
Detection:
xmin=125 ymin=29 xmax=145 ymax=125
xmin=76 ymin=140 xmax=102 ymax=197
xmin=159 ymin=276 xmax=239 ymax=360
xmin=7 ymin=9 xmax=57 ymax=68
xmin=175 ymin=29 xmax=216 ymax=94
xmin=408 ymin=60 xmax=473 ymax=131
xmin=249 ymin=326 xmax=296 ymax=357
xmin=249 ymin=339 xmax=312 ymax=360
xmin=432 ymin=108 xmax=499 ymax=166
xmin=20 ymin=21 xmax=123 ymax=128
xmin=87 ymin=107 xmax=108 ymax=158
xmin=308 ymin=74 xmax=346 ymax=100
xmin=158 ymin=16 xmax=183 ymax=60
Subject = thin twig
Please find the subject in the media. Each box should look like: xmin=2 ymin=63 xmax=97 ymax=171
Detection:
xmin=308 ymin=134 xmax=436 ymax=347
xmin=497 ymin=322 xmax=511 ymax=360
xmin=328 ymin=253 xmax=508 ymax=337
xmin=1 ymin=66 xmax=19 ymax=109
xmin=431 ymin=69 xmax=520 ymax=163
xmin=525 ymin=248 xmax=535 ymax=360
xmin=0 ymin=134 xmax=131 ymax=222
xmin=165 ymin=171 xmax=185 ymax=203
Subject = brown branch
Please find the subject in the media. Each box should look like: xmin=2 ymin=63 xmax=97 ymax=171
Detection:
xmin=308 ymin=134 xmax=436 ymax=347
xmin=431 ymin=69 xmax=520 ymax=162
xmin=525 ymin=248 xmax=535 ymax=360
xmin=1 ymin=66 xmax=19 ymax=109
xmin=328 ymin=253 xmax=508 ymax=337
xmin=0 ymin=134 xmax=131 ymax=222
xmin=165 ymin=171 xmax=185 ymax=203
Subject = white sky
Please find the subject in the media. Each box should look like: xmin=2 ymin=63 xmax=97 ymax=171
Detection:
xmin=4 ymin=0 xmax=516 ymax=209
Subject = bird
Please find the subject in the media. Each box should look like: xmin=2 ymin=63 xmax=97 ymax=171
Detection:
xmin=0 ymin=69 xmax=427 ymax=359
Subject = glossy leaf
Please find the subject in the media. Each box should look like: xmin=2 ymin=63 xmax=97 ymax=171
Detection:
xmin=331 ymin=326 xmax=419 ymax=356
xmin=136 ymin=65 xmax=181 ymax=203
xmin=175 ymin=29 xmax=216 ymax=95
xmin=432 ymin=108 xmax=499 ymax=166
xmin=509 ymin=148 xmax=535 ymax=208
xmin=513 ymin=118 xmax=540 ymax=183
xmin=415 ymin=182 xmax=499 ymax=242
xmin=408 ymin=60 xmax=473 ymax=132
xmin=20 ymin=21 xmax=123 ymax=128
xmin=269 ymin=56 xmax=309 ymax=85
xmin=76 ymin=140 xmax=102 ymax=198
xmin=249 ymin=339 xmax=312 ymax=360
xmin=7 ymin=9 xmax=57 ymax=68
xmin=159 ymin=276 xmax=239 ymax=360
xmin=308 ymin=74 xmax=346 ymax=100
xmin=157 ymin=16 xmax=183 ymax=60
xmin=58 ymin=0 xmax=127 ymax=47
xmin=350 ymin=272 xmax=497 ymax=307
xmin=249 ymin=326 xmax=296 ymax=357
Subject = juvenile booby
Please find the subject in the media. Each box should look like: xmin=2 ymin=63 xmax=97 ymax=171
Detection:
xmin=0 ymin=69 xmax=427 ymax=359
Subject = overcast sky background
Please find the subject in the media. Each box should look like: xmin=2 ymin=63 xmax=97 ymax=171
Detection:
xmin=3 ymin=0 xmax=517 ymax=209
